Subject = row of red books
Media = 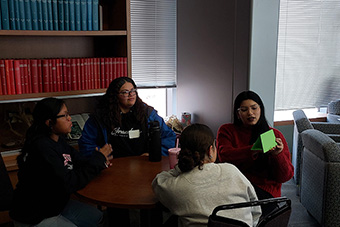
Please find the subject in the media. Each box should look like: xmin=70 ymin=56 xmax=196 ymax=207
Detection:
xmin=0 ymin=57 xmax=127 ymax=95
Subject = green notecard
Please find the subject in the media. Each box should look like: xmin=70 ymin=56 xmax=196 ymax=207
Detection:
xmin=251 ymin=129 xmax=277 ymax=153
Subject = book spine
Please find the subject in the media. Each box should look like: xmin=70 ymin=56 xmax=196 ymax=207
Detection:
xmin=37 ymin=59 xmax=42 ymax=92
xmin=74 ymin=0 xmax=80 ymax=31
xmin=30 ymin=59 xmax=39 ymax=93
xmin=86 ymin=0 xmax=92 ymax=30
xmin=42 ymin=59 xmax=49 ymax=92
xmin=30 ymin=0 xmax=38 ymax=30
xmin=112 ymin=57 xmax=117 ymax=80
xmin=52 ymin=0 xmax=58 ymax=30
xmin=100 ymin=57 xmax=104 ymax=88
xmin=8 ymin=0 xmax=16 ymax=29
xmin=5 ymin=60 xmax=15 ymax=95
xmin=26 ymin=59 xmax=32 ymax=93
xmin=80 ymin=0 xmax=86 ymax=30
xmin=123 ymin=57 xmax=127 ymax=76
xmin=18 ymin=0 xmax=26 ymax=30
xmin=92 ymin=0 xmax=98 ymax=30
xmin=80 ymin=58 xmax=85 ymax=89
xmin=93 ymin=58 xmax=98 ymax=89
xmin=84 ymin=58 xmax=88 ymax=89
xmin=70 ymin=58 xmax=77 ymax=90
xmin=0 ymin=60 xmax=7 ymax=95
xmin=68 ymin=0 xmax=75 ymax=30
xmin=19 ymin=60 xmax=26 ymax=93
xmin=48 ymin=59 xmax=53 ymax=91
xmin=63 ymin=0 xmax=69 ymax=30
xmin=0 ymin=61 xmax=3 ymax=94
xmin=57 ymin=0 xmax=64 ymax=30
xmin=36 ymin=0 xmax=42 ymax=30
xmin=51 ymin=58 xmax=57 ymax=91
xmin=13 ymin=60 xmax=22 ymax=94
xmin=109 ymin=57 xmax=113 ymax=83
xmin=1 ymin=0 xmax=10 ymax=30
xmin=56 ymin=58 xmax=61 ymax=91
xmin=104 ymin=58 xmax=109 ymax=88
xmin=0 ymin=5 xmax=2 ymax=30
xmin=47 ymin=0 xmax=52 ymax=30
xmin=14 ymin=0 xmax=21 ymax=29
xmin=76 ymin=58 xmax=81 ymax=89
xmin=41 ymin=0 xmax=48 ymax=30
xmin=24 ymin=0 xmax=32 ymax=30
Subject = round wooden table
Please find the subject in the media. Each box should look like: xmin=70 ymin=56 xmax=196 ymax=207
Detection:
xmin=76 ymin=155 xmax=170 ymax=209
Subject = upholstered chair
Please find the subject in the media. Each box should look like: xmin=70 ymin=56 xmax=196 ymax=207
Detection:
xmin=327 ymin=100 xmax=340 ymax=123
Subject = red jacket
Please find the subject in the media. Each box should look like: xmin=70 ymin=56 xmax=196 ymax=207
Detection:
xmin=217 ymin=123 xmax=294 ymax=198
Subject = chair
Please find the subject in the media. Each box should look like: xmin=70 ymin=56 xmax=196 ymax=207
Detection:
xmin=327 ymin=100 xmax=340 ymax=123
xmin=300 ymin=129 xmax=340 ymax=226
xmin=208 ymin=197 xmax=291 ymax=227
xmin=292 ymin=109 xmax=340 ymax=189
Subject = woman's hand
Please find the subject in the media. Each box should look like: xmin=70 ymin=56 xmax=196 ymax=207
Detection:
xmin=268 ymin=138 xmax=283 ymax=156
xmin=96 ymin=144 xmax=113 ymax=167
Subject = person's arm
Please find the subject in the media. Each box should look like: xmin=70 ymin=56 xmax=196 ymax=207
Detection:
xmin=217 ymin=124 xmax=257 ymax=167
xmin=149 ymin=110 xmax=176 ymax=156
xmin=267 ymin=129 xmax=294 ymax=183
xmin=78 ymin=116 xmax=107 ymax=157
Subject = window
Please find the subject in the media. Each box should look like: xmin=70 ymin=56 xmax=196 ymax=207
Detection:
xmin=275 ymin=0 xmax=340 ymax=111
xmin=130 ymin=0 xmax=177 ymax=87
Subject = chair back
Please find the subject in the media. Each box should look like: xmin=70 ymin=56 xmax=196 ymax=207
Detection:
xmin=208 ymin=197 xmax=291 ymax=227
xmin=0 ymin=154 xmax=14 ymax=211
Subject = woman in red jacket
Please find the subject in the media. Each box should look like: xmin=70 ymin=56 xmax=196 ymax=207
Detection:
xmin=217 ymin=91 xmax=293 ymax=214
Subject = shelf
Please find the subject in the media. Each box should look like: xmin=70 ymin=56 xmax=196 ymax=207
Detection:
xmin=0 ymin=30 xmax=127 ymax=37
xmin=0 ymin=89 xmax=106 ymax=103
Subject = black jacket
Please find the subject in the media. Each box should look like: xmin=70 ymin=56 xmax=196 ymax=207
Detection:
xmin=10 ymin=135 xmax=106 ymax=224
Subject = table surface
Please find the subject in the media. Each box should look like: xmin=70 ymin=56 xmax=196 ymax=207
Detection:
xmin=76 ymin=156 xmax=170 ymax=209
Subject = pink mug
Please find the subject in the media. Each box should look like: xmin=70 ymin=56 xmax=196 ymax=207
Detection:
xmin=168 ymin=148 xmax=180 ymax=169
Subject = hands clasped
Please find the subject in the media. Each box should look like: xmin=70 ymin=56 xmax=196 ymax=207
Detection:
xmin=96 ymin=144 xmax=113 ymax=168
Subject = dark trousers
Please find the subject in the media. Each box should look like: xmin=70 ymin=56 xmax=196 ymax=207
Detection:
xmin=253 ymin=185 xmax=278 ymax=218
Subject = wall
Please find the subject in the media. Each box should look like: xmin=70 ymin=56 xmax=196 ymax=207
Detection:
xmin=177 ymin=0 xmax=250 ymax=135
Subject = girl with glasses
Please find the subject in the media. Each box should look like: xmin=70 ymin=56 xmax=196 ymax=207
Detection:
xmin=10 ymin=97 xmax=112 ymax=227
xmin=216 ymin=90 xmax=294 ymax=215
xmin=152 ymin=123 xmax=261 ymax=227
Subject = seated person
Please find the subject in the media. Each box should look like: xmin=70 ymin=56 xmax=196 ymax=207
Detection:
xmin=10 ymin=97 xmax=112 ymax=227
xmin=152 ymin=123 xmax=261 ymax=227
xmin=217 ymin=90 xmax=294 ymax=214
xmin=78 ymin=77 xmax=176 ymax=158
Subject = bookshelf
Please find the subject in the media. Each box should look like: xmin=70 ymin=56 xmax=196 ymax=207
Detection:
xmin=0 ymin=0 xmax=131 ymax=103
xmin=0 ymin=0 xmax=131 ymax=160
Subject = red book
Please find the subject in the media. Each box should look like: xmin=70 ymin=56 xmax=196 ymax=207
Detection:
xmin=5 ymin=59 xmax=15 ymax=95
xmin=48 ymin=59 xmax=53 ymax=92
xmin=89 ymin=58 xmax=94 ymax=89
xmin=104 ymin=58 xmax=110 ymax=88
xmin=80 ymin=58 xmax=85 ymax=90
xmin=93 ymin=58 xmax=99 ymax=89
xmin=62 ymin=59 xmax=68 ymax=91
xmin=113 ymin=57 xmax=117 ymax=80
xmin=0 ymin=60 xmax=7 ymax=95
xmin=0 ymin=62 xmax=2 ymax=95
xmin=116 ymin=57 xmax=121 ymax=77
xmin=100 ymin=58 xmax=105 ymax=88
xmin=109 ymin=57 xmax=113 ymax=84
xmin=123 ymin=57 xmax=127 ymax=76
xmin=37 ymin=59 xmax=43 ymax=92
xmin=56 ymin=59 xmax=62 ymax=92
xmin=76 ymin=58 xmax=81 ymax=90
xmin=19 ymin=60 xmax=26 ymax=94
xmin=51 ymin=59 xmax=57 ymax=92
xmin=62 ymin=58 xmax=71 ymax=91
xmin=84 ymin=58 xmax=89 ymax=90
xmin=70 ymin=58 xmax=77 ymax=90
xmin=26 ymin=60 xmax=32 ymax=93
xmin=30 ymin=59 xmax=39 ymax=93
xmin=13 ymin=60 xmax=22 ymax=94
xmin=42 ymin=59 xmax=50 ymax=92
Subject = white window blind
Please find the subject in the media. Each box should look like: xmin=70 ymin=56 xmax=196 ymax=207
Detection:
xmin=130 ymin=0 xmax=177 ymax=87
xmin=275 ymin=0 xmax=340 ymax=110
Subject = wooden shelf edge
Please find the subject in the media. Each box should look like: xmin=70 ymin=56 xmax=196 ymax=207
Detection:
xmin=0 ymin=89 xmax=106 ymax=103
xmin=0 ymin=30 xmax=127 ymax=36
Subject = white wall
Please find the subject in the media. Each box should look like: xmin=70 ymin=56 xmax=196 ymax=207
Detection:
xmin=249 ymin=0 xmax=281 ymax=126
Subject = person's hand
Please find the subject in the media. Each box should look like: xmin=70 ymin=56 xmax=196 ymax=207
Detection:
xmin=268 ymin=138 xmax=283 ymax=156
xmin=140 ymin=153 xmax=149 ymax=157
xmin=96 ymin=144 xmax=113 ymax=167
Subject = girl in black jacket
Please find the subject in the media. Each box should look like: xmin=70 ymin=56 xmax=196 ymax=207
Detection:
xmin=10 ymin=97 xmax=112 ymax=227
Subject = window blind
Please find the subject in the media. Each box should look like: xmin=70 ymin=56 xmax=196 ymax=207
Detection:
xmin=275 ymin=0 xmax=340 ymax=110
xmin=130 ymin=0 xmax=177 ymax=87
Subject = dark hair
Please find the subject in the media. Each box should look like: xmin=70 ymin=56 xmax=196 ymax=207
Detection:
xmin=233 ymin=90 xmax=270 ymax=144
xmin=178 ymin=124 xmax=215 ymax=173
xmin=18 ymin=97 xmax=65 ymax=167
xmin=96 ymin=77 xmax=149 ymax=130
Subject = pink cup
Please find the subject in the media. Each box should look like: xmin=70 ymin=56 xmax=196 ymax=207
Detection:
xmin=168 ymin=148 xmax=180 ymax=169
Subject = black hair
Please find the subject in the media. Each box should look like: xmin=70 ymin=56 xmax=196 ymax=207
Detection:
xmin=96 ymin=77 xmax=149 ymax=130
xmin=17 ymin=97 xmax=65 ymax=167
xmin=178 ymin=124 xmax=215 ymax=173
xmin=233 ymin=90 xmax=270 ymax=144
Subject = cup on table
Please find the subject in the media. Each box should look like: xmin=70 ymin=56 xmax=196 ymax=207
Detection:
xmin=168 ymin=148 xmax=180 ymax=169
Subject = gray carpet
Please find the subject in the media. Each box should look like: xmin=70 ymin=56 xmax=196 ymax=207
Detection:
xmin=281 ymin=179 xmax=320 ymax=227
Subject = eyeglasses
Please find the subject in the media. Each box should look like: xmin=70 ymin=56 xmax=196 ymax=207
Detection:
xmin=237 ymin=104 xmax=260 ymax=113
xmin=119 ymin=88 xmax=137 ymax=97
xmin=56 ymin=112 xmax=70 ymax=119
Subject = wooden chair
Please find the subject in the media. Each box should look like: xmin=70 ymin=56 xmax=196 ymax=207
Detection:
xmin=208 ymin=197 xmax=291 ymax=227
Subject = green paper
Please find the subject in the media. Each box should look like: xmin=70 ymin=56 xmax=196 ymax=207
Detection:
xmin=251 ymin=129 xmax=277 ymax=153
